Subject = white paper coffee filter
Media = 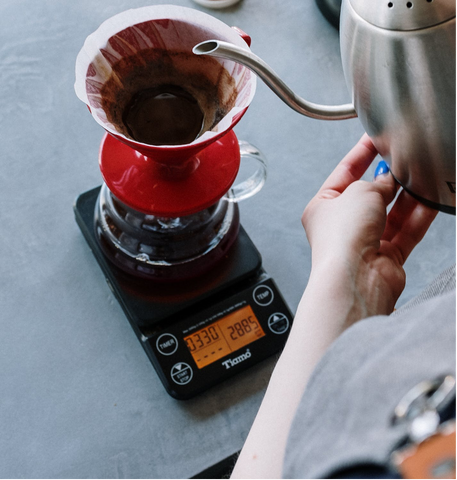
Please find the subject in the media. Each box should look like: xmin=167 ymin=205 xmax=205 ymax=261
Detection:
xmin=74 ymin=5 xmax=256 ymax=147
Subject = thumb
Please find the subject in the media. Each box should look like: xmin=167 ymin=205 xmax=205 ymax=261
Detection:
xmin=373 ymin=160 xmax=397 ymax=205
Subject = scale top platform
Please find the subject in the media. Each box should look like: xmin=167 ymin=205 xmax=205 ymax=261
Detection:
xmin=74 ymin=186 xmax=293 ymax=401
xmin=74 ymin=186 xmax=263 ymax=332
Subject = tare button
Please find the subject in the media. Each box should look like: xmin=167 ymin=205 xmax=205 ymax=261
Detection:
xmin=268 ymin=313 xmax=290 ymax=334
xmin=253 ymin=284 xmax=274 ymax=306
xmin=156 ymin=333 xmax=178 ymax=356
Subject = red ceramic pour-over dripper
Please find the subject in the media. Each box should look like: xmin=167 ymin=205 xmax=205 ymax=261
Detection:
xmin=75 ymin=5 xmax=256 ymax=217
xmin=98 ymin=117 xmax=246 ymax=217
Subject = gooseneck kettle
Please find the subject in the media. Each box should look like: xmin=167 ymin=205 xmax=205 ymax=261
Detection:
xmin=194 ymin=0 xmax=456 ymax=214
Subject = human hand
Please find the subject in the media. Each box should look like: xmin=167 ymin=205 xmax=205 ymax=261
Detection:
xmin=229 ymin=134 xmax=438 ymax=480
xmin=302 ymin=134 xmax=438 ymax=318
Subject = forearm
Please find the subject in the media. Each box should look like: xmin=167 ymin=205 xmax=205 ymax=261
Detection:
xmin=231 ymin=260 xmax=368 ymax=479
xmin=231 ymin=133 xmax=437 ymax=478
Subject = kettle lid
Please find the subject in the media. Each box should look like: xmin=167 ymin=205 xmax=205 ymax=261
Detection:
xmin=348 ymin=0 xmax=455 ymax=30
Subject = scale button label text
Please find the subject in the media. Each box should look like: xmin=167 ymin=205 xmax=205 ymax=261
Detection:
xmin=156 ymin=333 xmax=178 ymax=356
xmin=171 ymin=363 xmax=193 ymax=385
xmin=253 ymin=285 xmax=274 ymax=306
xmin=268 ymin=313 xmax=290 ymax=334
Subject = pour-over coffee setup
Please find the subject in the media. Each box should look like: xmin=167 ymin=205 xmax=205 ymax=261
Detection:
xmin=74 ymin=5 xmax=292 ymax=399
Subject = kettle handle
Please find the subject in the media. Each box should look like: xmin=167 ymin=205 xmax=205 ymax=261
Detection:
xmin=193 ymin=40 xmax=357 ymax=121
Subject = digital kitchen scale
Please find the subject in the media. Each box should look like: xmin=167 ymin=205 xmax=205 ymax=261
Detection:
xmin=74 ymin=186 xmax=293 ymax=399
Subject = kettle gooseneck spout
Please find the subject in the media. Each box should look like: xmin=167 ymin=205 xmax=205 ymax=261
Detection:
xmin=193 ymin=40 xmax=357 ymax=121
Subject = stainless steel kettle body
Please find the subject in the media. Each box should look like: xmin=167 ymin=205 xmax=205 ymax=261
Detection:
xmin=194 ymin=0 xmax=456 ymax=213
xmin=340 ymin=0 xmax=456 ymax=213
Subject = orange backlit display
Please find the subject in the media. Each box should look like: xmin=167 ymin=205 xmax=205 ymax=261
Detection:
xmin=184 ymin=305 xmax=265 ymax=369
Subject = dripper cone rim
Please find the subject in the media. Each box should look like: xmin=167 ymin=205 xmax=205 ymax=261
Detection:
xmin=74 ymin=5 xmax=256 ymax=150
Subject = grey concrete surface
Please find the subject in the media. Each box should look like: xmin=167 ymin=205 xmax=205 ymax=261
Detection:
xmin=0 ymin=0 xmax=454 ymax=478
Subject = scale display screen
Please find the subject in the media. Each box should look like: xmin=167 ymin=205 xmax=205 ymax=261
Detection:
xmin=184 ymin=305 xmax=266 ymax=369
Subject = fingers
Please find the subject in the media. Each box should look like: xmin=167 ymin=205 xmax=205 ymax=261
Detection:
xmin=382 ymin=190 xmax=438 ymax=264
xmin=319 ymin=133 xmax=379 ymax=195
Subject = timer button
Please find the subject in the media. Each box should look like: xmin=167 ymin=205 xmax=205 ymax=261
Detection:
xmin=268 ymin=313 xmax=290 ymax=334
xmin=156 ymin=333 xmax=178 ymax=356
xmin=171 ymin=362 xmax=193 ymax=385
xmin=253 ymin=285 xmax=274 ymax=306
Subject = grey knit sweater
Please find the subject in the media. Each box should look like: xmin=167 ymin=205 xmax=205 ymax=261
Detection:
xmin=283 ymin=266 xmax=456 ymax=479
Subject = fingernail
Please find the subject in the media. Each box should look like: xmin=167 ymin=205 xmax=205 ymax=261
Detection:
xmin=374 ymin=160 xmax=390 ymax=179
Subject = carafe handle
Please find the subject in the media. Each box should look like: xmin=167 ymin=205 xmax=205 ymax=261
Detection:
xmin=228 ymin=140 xmax=267 ymax=202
